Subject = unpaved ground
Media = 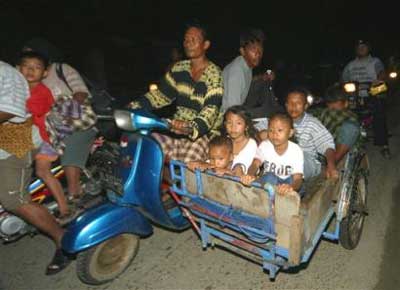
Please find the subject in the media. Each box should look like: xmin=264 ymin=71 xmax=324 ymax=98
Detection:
xmin=1 ymin=100 xmax=399 ymax=290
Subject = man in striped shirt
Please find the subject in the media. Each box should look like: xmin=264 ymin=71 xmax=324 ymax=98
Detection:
xmin=0 ymin=61 xmax=69 ymax=274
xmin=286 ymin=88 xmax=338 ymax=179
xmin=130 ymin=23 xmax=223 ymax=163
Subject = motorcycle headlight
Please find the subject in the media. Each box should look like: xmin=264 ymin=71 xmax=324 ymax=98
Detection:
xmin=307 ymin=94 xmax=314 ymax=105
xmin=389 ymin=72 xmax=397 ymax=79
xmin=114 ymin=110 xmax=135 ymax=131
xmin=344 ymin=82 xmax=357 ymax=93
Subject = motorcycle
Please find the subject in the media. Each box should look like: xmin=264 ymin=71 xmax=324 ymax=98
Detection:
xmin=342 ymin=80 xmax=388 ymax=137
xmin=61 ymin=109 xmax=189 ymax=285
xmin=0 ymin=137 xmax=112 ymax=243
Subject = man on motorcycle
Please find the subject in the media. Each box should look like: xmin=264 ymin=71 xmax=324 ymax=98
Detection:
xmin=342 ymin=40 xmax=390 ymax=158
xmin=221 ymin=28 xmax=264 ymax=112
xmin=0 ymin=61 xmax=69 ymax=275
xmin=312 ymin=84 xmax=360 ymax=163
xmin=129 ymin=22 xmax=223 ymax=163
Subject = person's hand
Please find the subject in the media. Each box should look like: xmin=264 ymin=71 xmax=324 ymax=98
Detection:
xmin=325 ymin=165 xmax=339 ymax=180
xmin=372 ymin=80 xmax=384 ymax=86
xmin=188 ymin=161 xmax=212 ymax=171
xmin=214 ymin=167 xmax=230 ymax=176
xmin=240 ymin=175 xmax=256 ymax=186
xmin=276 ymin=184 xmax=293 ymax=195
xmin=263 ymin=70 xmax=276 ymax=82
xmin=171 ymin=119 xmax=191 ymax=135
xmin=72 ymin=92 xmax=88 ymax=105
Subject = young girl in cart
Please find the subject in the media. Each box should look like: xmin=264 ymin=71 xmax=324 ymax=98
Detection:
xmin=241 ymin=113 xmax=304 ymax=196
xmin=188 ymin=105 xmax=257 ymax=176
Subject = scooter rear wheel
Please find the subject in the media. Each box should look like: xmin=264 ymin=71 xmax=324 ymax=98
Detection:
xmin=76 ymin=233 xmax=139 ymax=285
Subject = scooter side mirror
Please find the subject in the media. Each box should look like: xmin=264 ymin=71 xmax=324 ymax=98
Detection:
xmin=114 ymin=109 xmax=169 ymax=132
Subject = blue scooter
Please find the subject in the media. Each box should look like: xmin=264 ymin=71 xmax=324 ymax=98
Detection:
xmin=62 ymin=109 xmax=189 ymax=285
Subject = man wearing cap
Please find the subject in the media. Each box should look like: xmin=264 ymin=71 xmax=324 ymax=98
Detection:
xmin=312 ymin=84 xmax=360 ymax=163
xmin=342 ymin=40 xmax=390 ymax=158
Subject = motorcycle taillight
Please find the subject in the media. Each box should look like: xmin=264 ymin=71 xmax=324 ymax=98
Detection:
xmin=120 ymin=136 xmax=129 ymax=148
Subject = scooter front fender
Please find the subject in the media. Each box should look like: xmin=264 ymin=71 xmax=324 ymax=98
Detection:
xmin=62 ymin=202 xmax=153 ymax=253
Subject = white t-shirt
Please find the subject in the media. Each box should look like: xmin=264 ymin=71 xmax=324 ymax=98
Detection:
xmin=255 ymin=140 xmax=304 ymax=179
xmin=232 ymin=138 xmax=257 ymax=174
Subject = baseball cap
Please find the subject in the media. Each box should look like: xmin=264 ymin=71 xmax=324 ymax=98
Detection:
xmin=325 ymin=84 xmax=348 ymax=103
xmin=356 ymin=39 xmax=370 ymax=48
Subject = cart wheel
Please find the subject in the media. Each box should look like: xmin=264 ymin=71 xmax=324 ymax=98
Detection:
xmin=76 ymin=233 xmax=139 ymax=285
xmin=339 ymin=173 xmax=368 ymax=250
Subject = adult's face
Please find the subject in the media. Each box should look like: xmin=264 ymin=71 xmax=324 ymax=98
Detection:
xmin=286 ymin=92 xmax=307 ymax=121
xmin=183 ymin=27 xmax=210 ymax=59
xmin=327 ymin=100 xmax=348 ymax=111
xmin=240 ymin=42 xmax=264 ymax=68
xmin=356 ymin=44 xmax=369 ymax=58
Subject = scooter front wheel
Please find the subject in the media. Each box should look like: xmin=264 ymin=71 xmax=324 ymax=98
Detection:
xmin=76 ymin=233 xmax=140 ymax=285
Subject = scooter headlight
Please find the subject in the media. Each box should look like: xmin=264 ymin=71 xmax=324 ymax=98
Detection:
xmin=114 ymin=110 xmax=135 ymax=131
xmin=344 ymin=82 xmax=357 ymax=93
xmin=389 ymin=71 xmax=397 ymax=79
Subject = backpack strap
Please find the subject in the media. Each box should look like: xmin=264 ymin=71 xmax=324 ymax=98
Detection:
xmin=55 ymin=63 xmax=73 ymax=93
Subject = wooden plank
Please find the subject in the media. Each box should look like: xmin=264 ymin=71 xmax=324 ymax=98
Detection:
xmin=185 ymin=170 xmax=271 ymax=218
xmin=289 ymin=215 xmax=304 ymax=265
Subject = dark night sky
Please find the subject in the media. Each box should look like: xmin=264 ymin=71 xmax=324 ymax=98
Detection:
xmin=1 ymin=0 xmax=399 ymax=93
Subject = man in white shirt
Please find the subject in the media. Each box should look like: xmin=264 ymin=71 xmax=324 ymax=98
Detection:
xmin=342 ymin=40 xmax=390 ymax=158
xmin=0 ymin=61 xmax=69 ymax=275
xmin=221 ymin=28 xmax=264 ymax=111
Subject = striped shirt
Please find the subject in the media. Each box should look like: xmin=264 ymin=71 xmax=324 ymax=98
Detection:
xmin=43 ymin=63 xmax=90 ymax=100
xmin=294 ymin=113 xmax=335 ymax=163
xmin=130 ymin=60 xmax=223 ymax=140
xmin=0 ymin=61 xmax=41 ymax=159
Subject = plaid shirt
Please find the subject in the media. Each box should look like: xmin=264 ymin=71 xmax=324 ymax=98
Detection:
xmin=310 ymin=108 xmax=359 ymax=143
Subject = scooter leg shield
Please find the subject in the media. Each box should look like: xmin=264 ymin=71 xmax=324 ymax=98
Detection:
xmin=62 ymin=202 xmax=153 ymax=253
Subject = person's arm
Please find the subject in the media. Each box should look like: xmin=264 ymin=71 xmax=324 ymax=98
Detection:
xmin=341 ymin=62 xmax=351 ymax=82
xmin=222 ymin=67 xmax=245 ymax=111
xmin=335 ymin=121 xmax=360 ymax=162
xmin=0 ymin=112 xmax=15 ymax=123
xmin=375 ymin=58 xmax=385 ymax=81
xmin=189 ymin=76 xmax=223 ymax=140
xmin=231 ymin=164 xmax=245 ymax=176
xmin=62 ymin=64 xmax=90 ymax=104
xmin=313 ymin=119 xmax=338 ymax=179
xmin=325 ymin=148 xmax=338 ymax=179
xmin=231 ymin=139 xmax=258 ymax=176
xmin=129 ymin=70 xmax=178 ymax=111
xmin=247 ymin=158 xmax=262 ymax=176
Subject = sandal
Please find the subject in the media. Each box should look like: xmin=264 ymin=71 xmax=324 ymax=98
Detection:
xmin=55 ymin=206 xmax=80 ymax=225
xmin=45 ymin=248 xmax=72 ymax=275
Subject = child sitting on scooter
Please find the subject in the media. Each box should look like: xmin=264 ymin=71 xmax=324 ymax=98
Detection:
xmin=188 ymin=136 xmax=234 ymax=176
xmin=17 ymin=51 xmax=70 ymax=219
xmin=241 ymin=113 xmax=304 ymax=196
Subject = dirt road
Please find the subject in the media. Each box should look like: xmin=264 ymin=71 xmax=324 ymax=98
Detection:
xmin=1 ymin=100 xmax=399 ymax=290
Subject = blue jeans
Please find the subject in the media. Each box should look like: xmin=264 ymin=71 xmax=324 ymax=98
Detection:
xmin=257 ymin=172 xmax=305 ymax=197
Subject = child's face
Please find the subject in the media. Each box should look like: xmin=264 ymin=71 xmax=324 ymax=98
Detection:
xmin=286 ymin=92 xmax=307 ymax=121
xmin=327 ymin=100 xmax=348 ymax=111
xmin=267 ymin=119 xmax=293 ymax=148
xmin=18 ymin=57 xmax=47 ymax=84
xmin=209 ymin=145 xmax=232 ymax=169
xmin=225 ymin=112 xmax=247 ymax=139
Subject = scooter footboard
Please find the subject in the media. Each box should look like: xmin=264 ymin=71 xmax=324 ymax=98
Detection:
xmin=62 ymin=202 xmax=153 ymax=253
